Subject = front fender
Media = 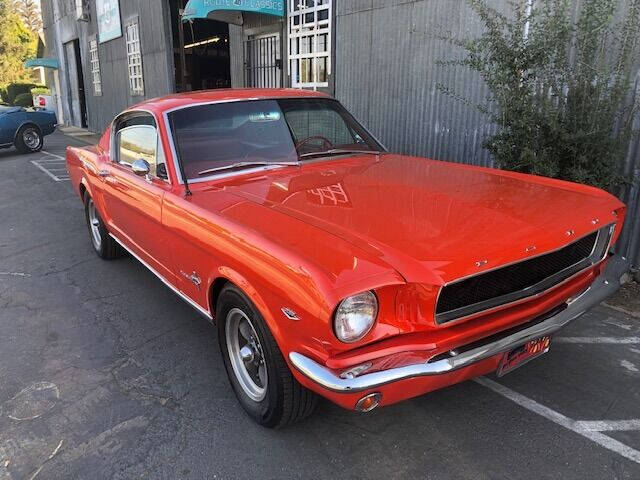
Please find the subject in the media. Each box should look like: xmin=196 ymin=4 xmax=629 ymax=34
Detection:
xmin=210 ymin=266 xmax=280 ymax=338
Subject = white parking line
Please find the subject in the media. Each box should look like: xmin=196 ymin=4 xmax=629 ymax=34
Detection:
xmin=30 ymin=160 xmax=65 ymax=182
xmin=41 ymin=150 xmax=65 ymax=160
xmin=577 ymin=420 xmax=640 ymax=431
xmin=555 ymin=337 xmax=640 ymax=344
xmin=31 ymin=152 xmax=69 ymax=182
xmin=475 ymin=377 xmax=640 ymax=464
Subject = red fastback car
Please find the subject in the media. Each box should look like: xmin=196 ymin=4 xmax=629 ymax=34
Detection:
xmin=66 ymin=89 xmax=627 ymax=427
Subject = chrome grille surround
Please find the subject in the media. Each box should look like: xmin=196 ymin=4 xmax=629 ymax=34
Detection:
xmin=435 ymin=224 xmax=615 ymax=325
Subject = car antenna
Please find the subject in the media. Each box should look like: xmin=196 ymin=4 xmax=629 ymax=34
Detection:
xmin=168 ymin=115 xmax=192 ymax=196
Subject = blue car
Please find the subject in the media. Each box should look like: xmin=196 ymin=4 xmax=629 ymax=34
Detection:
xmin=0 ymin=105 xmax=57 ymax=154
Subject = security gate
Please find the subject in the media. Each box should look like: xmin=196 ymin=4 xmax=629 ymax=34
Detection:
xmin=244 ymin=34 xmax=282 ymax=88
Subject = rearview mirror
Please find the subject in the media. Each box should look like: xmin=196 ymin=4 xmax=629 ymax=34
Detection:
xmin=131 ymin=158 xmax=151 ymax=177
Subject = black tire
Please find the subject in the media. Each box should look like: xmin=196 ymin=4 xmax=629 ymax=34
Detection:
xmin=14 ymin=124 xmax=43 ymax=154
xmin=83 ymin=194 xmax=123 ymax=260
xmin=217 ymin=285 xmax=318 ymax=428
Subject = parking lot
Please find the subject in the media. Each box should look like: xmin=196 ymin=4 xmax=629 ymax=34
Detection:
xmin=0 ymin=130 xmax=639 ymax=479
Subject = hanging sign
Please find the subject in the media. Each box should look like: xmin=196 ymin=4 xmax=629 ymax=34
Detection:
xmin=182 ymin=0 xmax=285 ymax=24
xmin=96 ymin=0 xmax=123 ymax=43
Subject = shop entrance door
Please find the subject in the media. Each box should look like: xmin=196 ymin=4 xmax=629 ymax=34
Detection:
xmin=64 ymin=39 xmax=87 ymax=128
xmin=244 ymin=33 xmax=282 ymax=88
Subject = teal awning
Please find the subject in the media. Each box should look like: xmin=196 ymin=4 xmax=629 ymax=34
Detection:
xmin=182 ymin=0 xmax=284 ymax=25
xmin=25 ymin=58 xmax=59 ymax=69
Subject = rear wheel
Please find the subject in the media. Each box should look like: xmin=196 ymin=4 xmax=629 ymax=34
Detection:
xmin=14 ymin=125 xmax=43 ymax=154
xmin=217 ymin=285 xmax=318 ymax=428
xmin=84 ymin=194 xmax=122 ymax=260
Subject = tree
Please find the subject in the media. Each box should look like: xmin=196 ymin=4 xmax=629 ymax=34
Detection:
xmin=0 ymin=0 xmax=37 ymax=88
xmin=12 ymin=0 xmax=42 ymax=33
xmin=438 ymin=0 xmax=640 ymax=192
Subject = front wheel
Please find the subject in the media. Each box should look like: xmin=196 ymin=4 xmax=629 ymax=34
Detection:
xmin=15 ymin=125 xmax=43 ymax=154
xmin=217 ymin=285 xmax=318 ymax=428
xmin=84 ymin=194 xmax=123 ymax=260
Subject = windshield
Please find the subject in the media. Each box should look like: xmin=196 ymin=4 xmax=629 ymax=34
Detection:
xmin=168 ymin=98 xmax=382 ymax=180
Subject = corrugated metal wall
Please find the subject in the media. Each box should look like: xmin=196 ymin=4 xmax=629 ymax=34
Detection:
xmin=42 ymin=0 xmax=175 ymax=134
xmin=618 ymin=98 xmax=640 ymax=267
xmin=334 ymin=0 xmax=640 ymax=268
xmin=335 ymin=0 xmax=498 ymax=167
xmin=81 ymin=0 xmax=175 ymax=133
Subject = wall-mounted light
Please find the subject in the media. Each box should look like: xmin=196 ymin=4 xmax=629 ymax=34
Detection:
xmin=183 ymin=37 xmax=221 ymax=49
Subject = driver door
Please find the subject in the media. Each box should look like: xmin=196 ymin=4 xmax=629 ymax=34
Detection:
xmin=101 ymin=115 xmax=174 ymax=282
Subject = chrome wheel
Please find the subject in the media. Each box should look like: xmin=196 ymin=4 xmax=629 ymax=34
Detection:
xmin=22 ymin=128 xmax=41 ymax=150
xmin=225 ymin=308 xmax=267 ymax=402
xmin=87 ymin=200 xmax=102 ymax=251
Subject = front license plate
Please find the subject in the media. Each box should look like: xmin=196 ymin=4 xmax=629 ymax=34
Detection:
xmin=496 ymin=336 xmax=551 ymax=377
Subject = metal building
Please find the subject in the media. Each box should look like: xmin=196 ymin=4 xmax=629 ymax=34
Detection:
xmin=41 ymin=0 xmax=639 ymax=268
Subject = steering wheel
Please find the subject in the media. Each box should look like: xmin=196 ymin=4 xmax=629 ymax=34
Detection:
xmin=295 ymin=135 xmax=334 ymax=152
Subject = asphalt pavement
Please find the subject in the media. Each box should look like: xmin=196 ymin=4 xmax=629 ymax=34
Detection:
xmin=0 ymin=130 xmax=639 ymax=480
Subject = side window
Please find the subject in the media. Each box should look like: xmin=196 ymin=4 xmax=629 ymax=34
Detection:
xmin=113 ymin=113 xmax=168 ymax=181
xmin=155 ymin=135 xmax=168 ymax=180
xmin=117 ymin=125 xmax=158 ymax=176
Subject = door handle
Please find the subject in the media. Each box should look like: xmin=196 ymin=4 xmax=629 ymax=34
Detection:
xmin=99 ymin=170 xmax=118 ymax=184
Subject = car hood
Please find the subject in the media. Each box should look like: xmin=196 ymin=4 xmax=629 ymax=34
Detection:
xmin=211 ymin=154 xmax=622 ymax=285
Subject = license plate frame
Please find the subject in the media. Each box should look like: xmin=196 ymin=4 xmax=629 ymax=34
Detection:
xmin=496 ymin=336 xmax=551 ymax=377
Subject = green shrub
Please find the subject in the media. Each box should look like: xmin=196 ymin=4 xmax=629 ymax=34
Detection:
xmin=437 ymin=0 xmax=640 ymax=192
xmin=0 ymin=88 xmax=8 ymax=103
xmin=6 ymin=82 xmax=37 ymax=104
xmin=30 ymin=87 xmax=50 ymax=96
xmin=13 ymin=92 xmax=33 ymax=107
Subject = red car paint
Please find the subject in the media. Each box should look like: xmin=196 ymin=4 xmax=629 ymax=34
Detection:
xmin=66 ymin=89 xmax=626 ymax=410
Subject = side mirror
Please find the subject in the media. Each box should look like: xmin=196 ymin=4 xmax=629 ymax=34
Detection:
xmin=131 ymin=158 xmax=151 ymax=177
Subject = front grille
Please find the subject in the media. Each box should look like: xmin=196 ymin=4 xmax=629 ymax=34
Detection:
xmin=436 ymin=226 xmax=611 ymax=324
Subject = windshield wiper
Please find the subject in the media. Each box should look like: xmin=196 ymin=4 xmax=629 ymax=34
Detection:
xmin=298 ymin=149 xmax=381 ymax=159
xmin=198 ymin=161 xmax=298 ymax=176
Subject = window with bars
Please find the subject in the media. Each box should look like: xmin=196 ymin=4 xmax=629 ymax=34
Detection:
xmin=288 ymin=0 xmax=332 ymax=89
xmin=125 ymin=22 xmax=144 ymax=96
xmin=89 ymin=40 xmax=102 ymax=96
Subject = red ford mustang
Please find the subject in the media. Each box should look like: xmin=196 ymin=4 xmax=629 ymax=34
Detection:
xmin=66 ymin=89 xmax=627 ymax=427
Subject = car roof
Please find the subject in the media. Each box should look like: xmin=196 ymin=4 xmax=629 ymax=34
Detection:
xmin=129 ymin=88 xmax=330 ymax=115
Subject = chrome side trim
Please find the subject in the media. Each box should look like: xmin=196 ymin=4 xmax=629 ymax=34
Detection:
xmin=435 ymin=224 xmax=614 ymax=324
xmin=109 ymin=234 xmax=212 ymax=320
xmin=289 ymin=255 xmax=627 ymax=393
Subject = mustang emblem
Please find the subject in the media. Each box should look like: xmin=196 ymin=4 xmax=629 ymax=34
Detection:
xmin=281 ymin=307 xmax=300 ymax=320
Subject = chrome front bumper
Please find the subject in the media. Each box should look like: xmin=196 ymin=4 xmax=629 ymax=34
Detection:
xmin=289 ymin=255 xmax=628 ymax=393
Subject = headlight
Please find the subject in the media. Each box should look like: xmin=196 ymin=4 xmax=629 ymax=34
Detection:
xmin=333 ymin=291 xmax=378 ymax=343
